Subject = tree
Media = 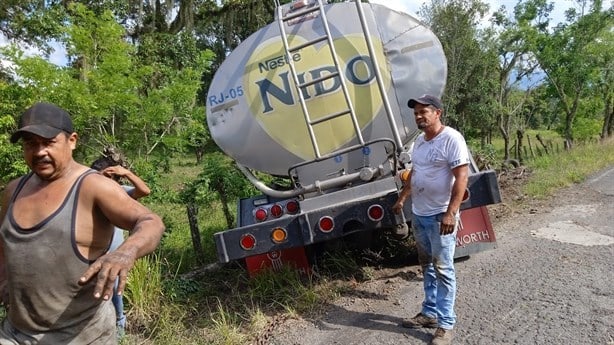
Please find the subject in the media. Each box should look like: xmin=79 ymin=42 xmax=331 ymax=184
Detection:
xmin=0 ymin=2 xmax=213 ymax=178
xmin=530 ymin=0 xmax=612 ymax=148
xmin=418 ymin=0 xmax=500 ymax=140
xmin=585 ymin=19 xmax=614 ymax=139
xmin=490 ymin=0 xmax=544 ymax=160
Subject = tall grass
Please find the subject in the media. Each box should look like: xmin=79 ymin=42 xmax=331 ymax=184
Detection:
xmin=523 ymin=138 xmax=614 ymax=198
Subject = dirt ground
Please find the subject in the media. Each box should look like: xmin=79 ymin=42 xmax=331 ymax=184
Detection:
xmin=261 ymin=166 xmax=614 ymax=345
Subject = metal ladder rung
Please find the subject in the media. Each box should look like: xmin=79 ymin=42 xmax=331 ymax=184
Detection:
xmin=281 ymin=4 xmax=321 ymax=22
xmin=276 ymin=0 xmax=369 ymax=159
xmin=298 ymin=71 xmax=339 ymax=89
xmin=288 ymin=35 xmax=328 ymax=53
xmin=309 ymin=109 xmax=351 ymax=126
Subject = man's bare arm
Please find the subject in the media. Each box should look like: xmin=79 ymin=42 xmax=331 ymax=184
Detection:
xmin=392 ymin=169 xmax=412 ymax=214
xmin=78 ymin=174 xmax=164 ymax=300
xmin=440 ymin=164 xmax=469 ymax=235
xmin=101 ymin=166 xmax=150 ymax=200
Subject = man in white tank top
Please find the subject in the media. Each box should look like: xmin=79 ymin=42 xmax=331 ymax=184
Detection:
xmin=392 ymin=94 xmax=470 ymax=345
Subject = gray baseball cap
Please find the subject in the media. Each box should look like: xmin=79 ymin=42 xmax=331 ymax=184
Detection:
xmin=407 ymin=94 xmax=443 ymax=110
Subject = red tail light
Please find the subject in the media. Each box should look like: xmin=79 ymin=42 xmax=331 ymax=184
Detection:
xmin=240 ymin=234 xmax=256 ymax=250
xmin=367 ymin=204 xmax=384 ymax=221
xmin=254 ymin=208 xmax=267 ymax=222
xmin=286 ymin=200 xmax=299 ymax=214
xmin=270 ymin=204 xmax=283 ymax=218
xmin=318 ymin=216 xmax=334 ymax=233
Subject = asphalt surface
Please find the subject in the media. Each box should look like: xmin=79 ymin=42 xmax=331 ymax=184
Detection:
xmin=268 ymin=166 xmax=614 ymax=345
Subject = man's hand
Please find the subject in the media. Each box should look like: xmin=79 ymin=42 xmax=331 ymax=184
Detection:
xmin=392 ymin=200 xmax=404 ymax=214
xmin=101 ymin=166 xmax=130 ymax=179
xmin=440 ymin=211 xmax=458 ymax=235
xmin=78 ymin=248 xmax=136 ymax=300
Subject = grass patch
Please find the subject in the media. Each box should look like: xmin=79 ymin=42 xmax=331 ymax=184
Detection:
xmin=523 ymin=138 xmax=614 ymax=198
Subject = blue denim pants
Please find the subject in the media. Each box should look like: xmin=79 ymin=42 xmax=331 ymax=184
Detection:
xmin=412 ymin=212 xmax=457 ymax=330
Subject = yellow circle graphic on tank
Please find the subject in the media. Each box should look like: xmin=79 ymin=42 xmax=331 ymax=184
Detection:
xmin=244 ymin=34 xmax=390 ymax=160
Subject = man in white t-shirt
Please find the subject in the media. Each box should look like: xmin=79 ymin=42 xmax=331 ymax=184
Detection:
xmin=392 ymin=94 xmax=470 ymax=345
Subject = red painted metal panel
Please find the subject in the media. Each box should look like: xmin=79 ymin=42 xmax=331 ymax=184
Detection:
xmin=245 ymin=247 xmax=311 ymax=277
xmin=456 ymin=206 xmax=496 ymax=249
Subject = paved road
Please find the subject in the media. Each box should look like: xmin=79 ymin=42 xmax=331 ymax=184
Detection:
xmin=269 ymin=167 xmax=614 ymax=345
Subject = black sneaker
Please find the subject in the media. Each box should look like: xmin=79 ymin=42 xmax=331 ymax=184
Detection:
xmin=401 ymin=313 xmax=437 ymax=328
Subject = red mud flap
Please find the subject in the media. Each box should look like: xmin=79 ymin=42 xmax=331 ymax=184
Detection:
xmin=455 ymin=206 xmax=496 ymax=258
xmin=245 ymin=247 xmax=311 ymax=277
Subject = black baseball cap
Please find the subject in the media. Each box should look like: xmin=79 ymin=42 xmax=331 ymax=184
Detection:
xmin=10 ymin=102 xmax=74 ymax=143
xmin=407 ymin=94 xmax=443 ymax=110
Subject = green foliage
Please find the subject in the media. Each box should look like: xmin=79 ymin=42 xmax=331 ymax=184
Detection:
xmin=572 ymin=116 xmax=602 ymax=142
xmin=419 ymin=0 xmax=500 ymax=138
xmin=0 ymin=115 xmax=28 ymax=186
xmin=125 ymin=254 xmax=164 ymax=330
xmin=180 ymin=153 xmax=256 ymax=211
xmin=468 ymin=140 xmax=498 ymax=169
xmin=529 ymin=0 xmax=613 ymax=145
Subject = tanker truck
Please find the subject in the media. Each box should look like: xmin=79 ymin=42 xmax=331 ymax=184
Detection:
xmin=206 ymin=0 xmax=501 ymax=274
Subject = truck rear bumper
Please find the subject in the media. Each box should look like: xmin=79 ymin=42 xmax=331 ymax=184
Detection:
xmin=215 ymin=170 xmax=501 ymax=263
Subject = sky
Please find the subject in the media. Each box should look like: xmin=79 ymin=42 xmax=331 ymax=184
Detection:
xmin=1 ymin=0 xmax=572 ymax=68
xmin=369 ymin=0 xmax=570 ymax=26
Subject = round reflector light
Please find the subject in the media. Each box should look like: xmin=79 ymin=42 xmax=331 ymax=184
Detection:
xmin=271 ymin=227 xmax=287 ymax=243
xmin=286 ymin=200 xmax=299 ymax=214
xmin=367 ymin=204 xmax=384 ymax=221
xmin=240 ymin=234 xmax=256 ymax=250
xmin=270 ymin=204 xmax=283 ymax=218
xmin=254 ymin=208 xmax=267 ymax=222
xmin=318 ymin=216 xmax=334 ymax=233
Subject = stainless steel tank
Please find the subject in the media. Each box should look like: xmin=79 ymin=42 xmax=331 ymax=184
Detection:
xmin=206 ymin=2 xmax=446 ymax=176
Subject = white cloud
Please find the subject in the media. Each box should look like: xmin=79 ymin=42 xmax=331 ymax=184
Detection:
xmin=0 ymin=34 xmax=67 ymax=68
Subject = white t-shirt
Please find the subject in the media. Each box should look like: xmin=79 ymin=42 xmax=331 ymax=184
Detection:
xmin=410 ymin=126 xmax=470 ymax=216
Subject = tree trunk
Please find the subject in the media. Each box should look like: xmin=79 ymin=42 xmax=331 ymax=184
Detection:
xmin=602 ymin=95 xmax=613 ymax=139
xmin=535 ymin=134 xmax=549 ymax=154
xmin=500 ymin=127 xmax=510 ymax=161
xmin=215 ymin=186 xmax=234 ymax=229
xmin=516 ymin=129 xmax=524 ymax=165
xmin=186 ymin=203 xmax=205 ymax=264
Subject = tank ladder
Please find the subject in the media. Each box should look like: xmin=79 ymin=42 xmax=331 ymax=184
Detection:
xmin=275 ymin=0 xmax=366 ymax=159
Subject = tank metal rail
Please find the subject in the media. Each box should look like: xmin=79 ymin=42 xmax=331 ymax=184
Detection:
xmin=273 ymin=0 xmax=405 ymax=159
xmin=352 ymin=1 xmax=404 ymax=154
xmin=287 ymin=137 xmax=397 ymax=187
xmin=275 ymin=0 xmax=363 ymax=158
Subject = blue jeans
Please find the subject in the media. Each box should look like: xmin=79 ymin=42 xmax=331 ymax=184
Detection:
xmin=110 ymin=229 xmax=126 ymax=335
xmin=412 ymin=212 xmax=457 ymax=330
xmin=112 ymin=278 xmax=126 ymax=333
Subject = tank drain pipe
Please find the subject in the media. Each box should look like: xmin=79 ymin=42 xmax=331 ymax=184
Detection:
xmin=237 ymin=163 xmax=381 ymax=198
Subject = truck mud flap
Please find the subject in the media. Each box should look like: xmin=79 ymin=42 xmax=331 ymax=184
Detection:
xmin=461 ymin=170 xmax=501 ymax=210
xmin=454 ymin=170 xmax=501 ymax=257
xmin=455 ymin=206 xmax=496 ymax=258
